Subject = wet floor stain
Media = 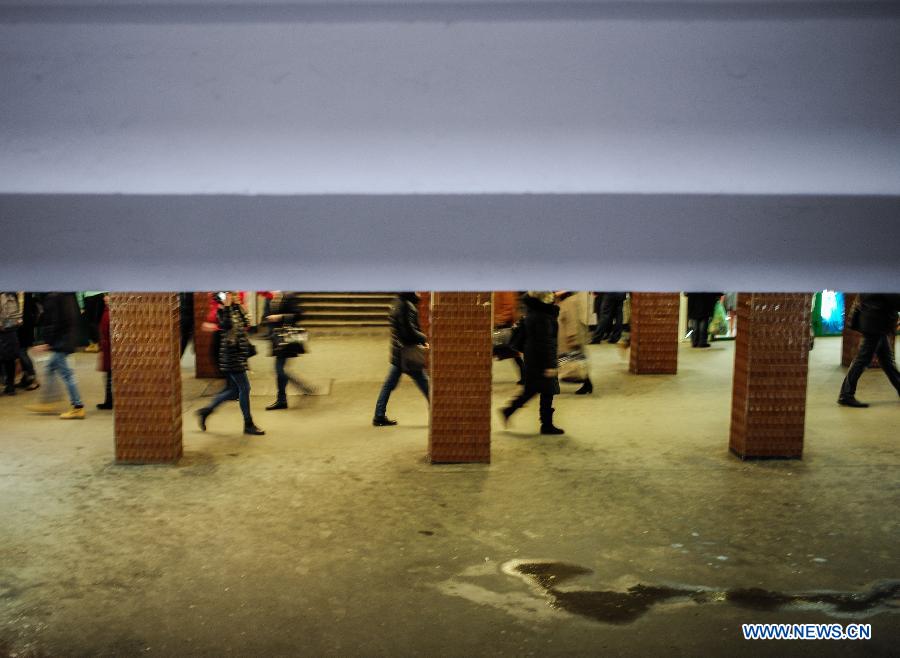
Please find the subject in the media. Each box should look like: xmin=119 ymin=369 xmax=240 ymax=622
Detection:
xmin=504 ymin=560 xmax=900 ymax=625
xmin=418 ymin=530 xmax=435 ymax=536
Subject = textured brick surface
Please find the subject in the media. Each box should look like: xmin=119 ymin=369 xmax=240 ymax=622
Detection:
xmin=109 ymin=293 xmax=183 ymax=464
xmin=629 ymin=293 xmax=679 ymax=374
xmin=193 ymin=292 xmax=221 ymax=378
xmin=730 ymin=293 xmax=810 ymax=459
xmin=428 ymin=292 xmax=492 ymax=464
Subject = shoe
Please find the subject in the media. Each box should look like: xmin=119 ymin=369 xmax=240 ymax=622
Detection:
xmin=607 ymin=337 xmax=620 ymax=345
xmin=60 ymin=406 xmax=86 ymax=420
xmin=96 ymin=402 xmax=113 ymax=410
xmin=24 ymin=381 xmax=40 ymax=391
xmin=196 ymin=408 xmax=211 ymax=431
xmin=4 ymin=385 xmax=15 ymax=396
xmin=84 ymin=342 xmax=99 ymax=353
xmin=540 ymin=424 xmax=565 ymax=435
xmin=25 ymin=402 xmax=60 ymax=414
xmin=372 ymin=416 xmax=398 ymax=427
xmin=698 ymin=343 xmax=712 ymax=349
xmin=266 ymin=400 xmax=288 ymax=411
xmin=244 ymin=424 xmax=265 ymax=436
xmin=837 ymin=396 xmax=869 ymax=408
xmin=15 ymin=376 xmax=34 ymax=389
xmin=497 ymin=407 xmax=512 ymax=428
xmin=574 ymin=381 xmax=593 ymax=395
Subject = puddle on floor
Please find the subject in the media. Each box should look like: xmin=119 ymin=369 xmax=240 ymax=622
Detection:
xmin=502 ymin=560 xmax=900 ymax=625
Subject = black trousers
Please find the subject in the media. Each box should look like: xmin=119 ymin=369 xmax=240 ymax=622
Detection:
xmin=594 ymin=294 xmax=624 ymax=342
xmin=840 ymin=333 xmax=900 ymax=398
xmin=691 ymin=318 xmax=710 ymax=347
xmin=2 ymin=359 xmax=15 ymax=389
xmin=507 ymin=387 xmax=554 ymax=424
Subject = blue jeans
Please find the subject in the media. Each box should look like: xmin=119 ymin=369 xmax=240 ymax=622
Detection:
xmin=207 ymin=371 xmax=252 ymax=423
xmin=374 ymin=364 xmax=429 ymax=418
xmin=42 ymin=351 xmax=82 ymax=407
xmin=275 ymin=355 xmax=312 ymax=401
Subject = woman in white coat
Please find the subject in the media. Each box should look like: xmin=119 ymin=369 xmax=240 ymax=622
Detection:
xmin=556 ymin=291 xmax=593 ymax=395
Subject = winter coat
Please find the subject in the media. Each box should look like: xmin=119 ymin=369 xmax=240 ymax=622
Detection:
xmin=521 ymin=295 xmax=561 ymax=395
xmin=268 ymin=292 xmax=304 ymax=359
xmin=686 ymin=293 xmax=722 ymax=321
xmin=856 ymin=294 xmax=900 ymax=336
xmin=556 ymin=292 xmax=589 ymax=353
xmin=217 ymin=304 xmax=252 ymax=373
xmin=0 ymin=292 xmax=22 ymax=360
xmin=98 ymin=305 xmax=111 ymax=372
xmin=389 ymin=293 xmax=427 ymax=368
xmin=40 ymin=293 xmax=80 ymax=354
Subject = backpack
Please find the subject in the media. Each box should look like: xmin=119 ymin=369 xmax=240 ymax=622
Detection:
xmin=0 ymin=293 xmax=22 ymax=331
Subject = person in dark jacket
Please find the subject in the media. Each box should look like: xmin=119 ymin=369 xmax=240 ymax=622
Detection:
xmin=96 ymin=296 xmax=113 ymax=409
xmin=499 ymin=291 xmax=565 ymax=435
xmin=179 ymin=292 xmax=195 ymax=357
xmin=264 ymin=291 xmax=313 ymax=410
xmin=196 ymin=292 xmax=264 ymax=435
xmin=686 ymin=292 xmax=722 ymax=348
xmin=0 ymin=292 xmax=22 ymax=395
xmin=25 ymin=292 xmax=85 ymax=419
xmin=373 ymin=292 xmax=429 ymax=426
xmin=15 ymin=292 xmax=40 ymax=390
xmin=838 ymin=293 xmax=900 ymax=407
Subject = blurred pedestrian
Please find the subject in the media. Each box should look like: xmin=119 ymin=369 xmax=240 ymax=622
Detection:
xmin=196 ymin=292 xmax=264 ymax=435
xmin=179 ymin=292 xmax=195 ymax=357
xmin=686 ymin=292 xmax=722 ymax=348
xmin=838 ymin=293 xmax=900 ymax=407
xmin=499 ymin=291 xmax=564 ymax=435
xmin=0 ymin=292 xmax=22 ymax=395
xmin=265 ymin=291 xmax=313 ymax=410
xmin=373 ymin=292 xmax=429 ymax=426
xmin=25 ymin=292 xmax=85 ymax=419
xmin=556 ymin=291 xmax=593 ymax=395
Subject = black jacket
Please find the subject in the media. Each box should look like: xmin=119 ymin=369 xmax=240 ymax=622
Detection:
xmin=217 ymin=304 xmax=251 ymax=373
xmin=521 ymin=295 xmax=561 ymax=394
xmin=268 ymin=292 xmax=304 ymax=359
xmin=389 ymin=293 xmax=426 ymax=367
xmin=857 ymin=294 xmax=900 ymax=335
xmin=686 ymin=293 xmax=722 ymax=321
xmin=41 ymin=292 xmax=80 ymax=354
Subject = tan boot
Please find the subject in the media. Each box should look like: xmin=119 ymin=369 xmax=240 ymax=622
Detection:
xmin=25 ymin=402 xmax=60 ymax=414
xmin=84 ymin=342 xmax=99 ymax=353
xmin=60 ymin=406 xmax=86 ymax=420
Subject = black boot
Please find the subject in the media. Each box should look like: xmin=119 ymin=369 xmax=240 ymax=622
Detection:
xmin=3 ymin=384 xmax=15 ymax=396
xmin=540 ymin=407 xmax=565 ymax=435
xmin=574 ymin=378 xmax=593 ymax=395
xmin=837 ymin=396 xmax=869 ymax=408
xmin=497 ymin=407 xmax=513 ymax=428
xmin=244 ymin=420 xmax=265 ymax=436
xmin=266 ymin=399 xmax=288 ymax=410
xmin=196 ymin=408 xmax=211 ymax=431
xmin=373 ymin=416 xmax=398 ymax=426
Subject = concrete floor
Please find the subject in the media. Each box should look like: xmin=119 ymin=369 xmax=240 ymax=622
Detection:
xmin=1 ymin=335 xmax=898 ymax=657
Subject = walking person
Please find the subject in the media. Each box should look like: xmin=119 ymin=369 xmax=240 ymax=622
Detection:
xmin=25 ymin=292 xmax=86 ymax=419
xmin=196 ymin=292 xmax=264 ymax=435
xmin=686 ymin=292 xmax=722 ymax=348
xmin=838 ymin=293 xmax=900 ymax=408
xmin=498 ymin=291 xmax=565 ymax=435
xmin=0 ymin=292 xmax=22 ymax=395
xmin=96 ymin=295 xmax=113 ymax=410
xmin=373 ymin=292 xmax=430 ymax=426
xmin=556 ymin=291 xmax=593 ymax=395
xmin=15 ymin=293 xmax=40 ymax=391
xmin=265 ymin=291 xmax=314 ymax=410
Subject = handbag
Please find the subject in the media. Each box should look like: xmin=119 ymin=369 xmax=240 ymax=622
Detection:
xmin=272 ymin=326 xmax=309 ymax=356
xmin=558 ymin=350 xmax=588 ymax=383
xmin=400 ymin=344 xmax=426 ymax=373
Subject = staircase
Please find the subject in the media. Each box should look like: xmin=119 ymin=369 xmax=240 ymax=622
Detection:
xmin=295 ymin=293 xmax=395 ymax=333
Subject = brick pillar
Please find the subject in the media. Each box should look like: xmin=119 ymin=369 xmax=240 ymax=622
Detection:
xmin=193 ymin=292 xmax=220 ymax=378
xmin=629 ymin=293 xmax=679 ymax=374
xmin=428 ymin=292 xmax=492 ymax=464
xmin=730 ymin=293 xmax=811 ymax=460
xmin=841 ymin=293 xmax=895 ymax=368
xmin=109 ymin=293 xmax=183 ymax=464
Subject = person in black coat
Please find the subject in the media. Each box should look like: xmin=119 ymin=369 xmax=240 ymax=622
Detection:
xmin=499 ymin=291 xmax=564 ymax=435
xmin=264 ymin=291 xmax=313 ymax=410
xmin=838 ymin=293 xmax=900 ymax=407
xmin=686 ymin=292 xmax=722 ymax=348
xmin=25 ymin=292 xmax=85 ymax=418
xmin=196 ymin=292 xmax=264 ymax=435
xmin=373 ymin=292 xmax=429 ymax=426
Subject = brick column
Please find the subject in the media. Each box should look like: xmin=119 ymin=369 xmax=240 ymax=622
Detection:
xmin=730 ymin=293 xmax=811 ymax=460
xmin=109 ymin=293 xmax=183 ymax=464
xmin=428 ymin=292 xmax=492 ymax=464
xmin=629 ymin=293 xmax=679 ymax=374
xmin=193 ymin=292 xmax=220 ymax=378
